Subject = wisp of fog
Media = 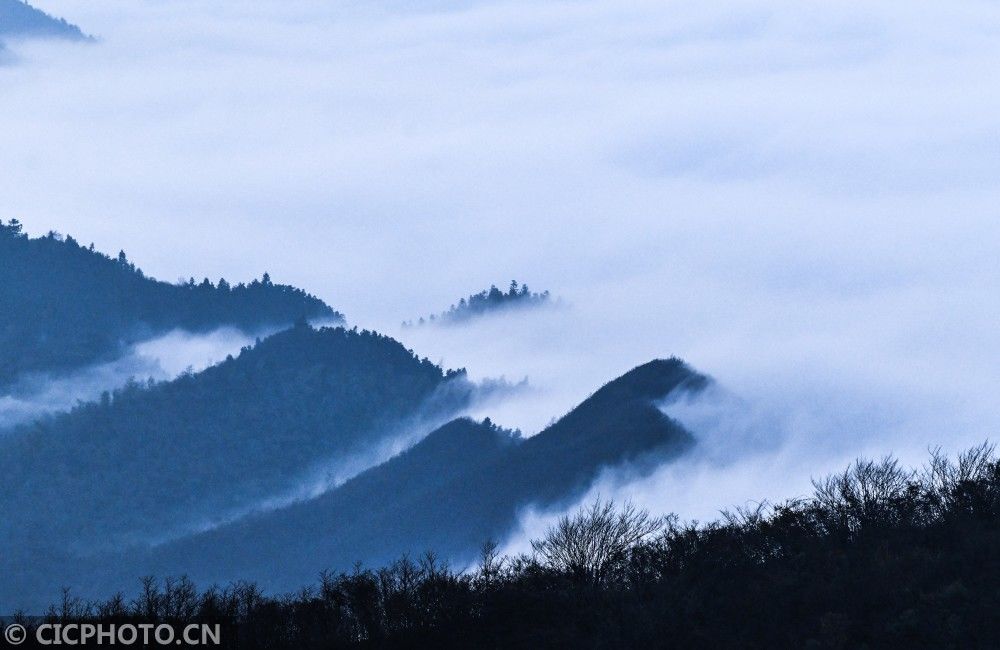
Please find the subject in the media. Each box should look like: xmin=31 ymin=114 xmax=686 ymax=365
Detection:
xmin=0 ymin=327 xmax=263 ymax=430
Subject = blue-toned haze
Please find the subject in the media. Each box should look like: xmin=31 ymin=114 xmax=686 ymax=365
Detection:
xmin=3 ymin=0 xmax=1000 ymax=524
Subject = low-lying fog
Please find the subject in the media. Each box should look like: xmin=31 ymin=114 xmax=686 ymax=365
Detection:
xmin=0 ymin=327 xmax=260 ymax=430
xmin=4 ymin=0 xmax=1000 ymax=525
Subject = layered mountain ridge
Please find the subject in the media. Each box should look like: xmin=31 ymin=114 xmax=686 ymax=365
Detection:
xmin=0 ymin=324 xmax=478 ymax=555
xmin=0 ymin=356 xmax=707 ymax=610
xmin=0 ymin=220 xmax=340 ymax=388
xmin=0 ymin=223 xmax=710 ymax=614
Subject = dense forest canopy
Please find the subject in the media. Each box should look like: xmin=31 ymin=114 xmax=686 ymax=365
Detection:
xmin=0 ymin=219 xmax=340 ymax=387
xmin=0 ymin=0 xmax=88 ymax=40
xmin=30 ymin=445 xmax=1000 ymax=649
xmin=0 ymin=324 xmax=474 ymax=565
xmin=403 ymin=280 xmax=551 ymax=327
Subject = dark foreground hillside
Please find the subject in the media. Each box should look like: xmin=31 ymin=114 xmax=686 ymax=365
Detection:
xmin=29 ymin=445 xmax=1000 ymax=649
xmin=0 ymin=220 xmax=339 ymax=387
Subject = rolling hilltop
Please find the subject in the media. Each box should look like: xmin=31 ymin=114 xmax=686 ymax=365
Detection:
xmin=0 ymin=323 xmax=479 ymax=559
xmin=0 ymin=220 xmax=340 ymax=387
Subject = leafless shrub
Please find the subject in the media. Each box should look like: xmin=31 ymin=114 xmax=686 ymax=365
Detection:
xmin=531 ymin=499 xmax=666 ymax=583
xmin=924 ymin=442 xmax=995 ymax=493
xmin=921 ymin=442 xmax=998 ymax=518
xmin=476 ymin=539 xmax=505 ymax=586
xmin=812 ymin=456 xmax=914 ymax=533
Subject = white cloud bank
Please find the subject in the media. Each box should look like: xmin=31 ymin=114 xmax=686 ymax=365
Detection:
xmin=4 ymin=0 xmax=1000 ymax=521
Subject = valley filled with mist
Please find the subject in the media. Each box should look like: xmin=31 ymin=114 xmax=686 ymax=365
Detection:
xmin=0 ymin=222 xmax=708 ymax=611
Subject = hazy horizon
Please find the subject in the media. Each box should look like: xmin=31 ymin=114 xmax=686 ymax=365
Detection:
xmin=5 ymin=0 xmax=1000 ymax=522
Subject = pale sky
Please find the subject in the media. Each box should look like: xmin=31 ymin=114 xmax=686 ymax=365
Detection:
xmin=5 ymin=0 xmax=1000 ymax=518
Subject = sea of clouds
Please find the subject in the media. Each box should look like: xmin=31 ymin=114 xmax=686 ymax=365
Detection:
xmin=3 ymin=0 xmax=1000 ymax=526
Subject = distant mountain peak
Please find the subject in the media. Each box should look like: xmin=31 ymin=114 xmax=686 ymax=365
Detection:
xmin=397 ymin=416 xmax=521 ymax=461
xmin=590 ymin=358 xmax=710 ymax=403
xmin=403 ymin=281 xmax=552 ymax=327
xmin=0 ymin=0 xmax=90 ymax=41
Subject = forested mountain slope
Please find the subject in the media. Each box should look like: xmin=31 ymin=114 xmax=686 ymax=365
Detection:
xmin=0 ymin=324 xmax=476 ymax=560
xmin=124 ymin=359 xmax=708 ymax=593
xmin=0 ymin=220 xmax=339 ymax=386
xmin=0 ymin=358 xmax=706 ymax=610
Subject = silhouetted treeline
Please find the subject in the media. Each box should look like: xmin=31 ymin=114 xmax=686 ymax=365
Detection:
xmin=31 ymin=445 xmax=1000 ymax=649
xmin=403 ymin=281 xmax=550 ymax=327
xmin=0 ymin=220 xmax=339 ymax=386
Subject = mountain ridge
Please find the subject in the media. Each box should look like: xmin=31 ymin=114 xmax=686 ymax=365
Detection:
xmin=89 ymin=358 xmax=707 ymax=599
xmin=0 ymin=220 xmax=340 ymax=387
xmin=0 ymin=0 xmax=89 ymax=41
xmin=0 ymin=324 xmax=479 ymax=556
